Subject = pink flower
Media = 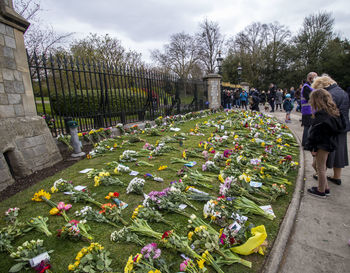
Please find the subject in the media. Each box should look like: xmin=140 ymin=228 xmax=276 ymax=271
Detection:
xmin=180 ymin=260 xmax=189 ymax=271
xmin=57 ymin=202 xmax=65 ymax=210
xmin=64 ymin=204 xmax=72 ymax=211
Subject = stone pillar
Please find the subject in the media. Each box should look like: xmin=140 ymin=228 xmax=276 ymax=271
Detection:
xmin=0 ymin=0 xmax=62 ymax=191
xmin=203 ymin=74 xmax=222 ymax=109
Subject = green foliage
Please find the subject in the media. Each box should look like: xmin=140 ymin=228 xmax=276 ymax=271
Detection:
xmin=50 ymin=89 xmax=148 ymax=116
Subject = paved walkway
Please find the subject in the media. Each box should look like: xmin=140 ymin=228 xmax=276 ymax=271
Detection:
xmin=261 ymin=108 xmax=350 ymax=273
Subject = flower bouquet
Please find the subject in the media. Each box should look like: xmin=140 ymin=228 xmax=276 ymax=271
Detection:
xmin=119 ymin=150 xmax=139 ymax=162
xmin=27 ymin=216 xmax=52 ymax=237
xmin=67 ymin=242 xmax=113 ymax=272
xmin=51 ymin=179 xmax=74 ymax=193
xmin=106 ymin=161 xmax=131 ymax=174
xmin=124 ymin=243 xmax=170 ymax=273
xmin=93 ymin=172 xmax=124 ymax=187
xmin=4 ymin=207 xmax=20 ymax=224
xmin=202 ymin=161 xmax=221 ymax=174
xmin=57 ymin=219 xmax=93 ymax=241
xmin=110 ymin=227 xmax=145 ymax=246
xmin=126 ymin=177 xmax=145 ymax=195
xmin=132 ymin=205 xmax=173 ymax=226
xmin=180 ymin=259 xmax=203 ymax=272
xmin=9 ymin=239 xmax=53 ymax=273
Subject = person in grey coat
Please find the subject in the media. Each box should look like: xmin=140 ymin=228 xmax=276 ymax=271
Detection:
xmin=275 ymin=88 xmax=283 ymax=111
xmin=312 ymin=74 xmax=350 ymax=185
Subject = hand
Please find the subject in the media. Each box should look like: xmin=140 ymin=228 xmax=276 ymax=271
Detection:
xmin=311 ymin=151 xmax=317 ymax=156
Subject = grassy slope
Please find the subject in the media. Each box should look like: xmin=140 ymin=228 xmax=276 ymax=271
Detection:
xmin=0 ymin=112 xmax=298 ymax=273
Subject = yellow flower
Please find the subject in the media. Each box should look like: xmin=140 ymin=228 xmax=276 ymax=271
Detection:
xmin=77 ymin=133 xmax=82 ymax=137
xmin=137 ymin=254 xmax=142 ymax=263
xmin=261 ymin=142 xmax=265 ymax=147
xmin=218 ymin=174 xmax=224 ymax=183
xmin=49 ymin=207 xmax=59 ymax=215
xmin=113 ymin=143 xmax=118 ymax=148
xmin=158 ymin=165 xmax=168 ymax=171
xmin=211 ymin=215 xmax=216 ymax=221
xmin=50 ymin=186 xmax=58 ymax=193
xmin=32 ymin=189 xmax=51 ymax=202
xmin=188 ymin=231 xmax=194 ymax=241
xmin=68 ymin=264 xmax=75 ymax=271
xmin=76 ymin=252 xmax=83 ymax=260
xmin=94 ymin=176 xmax=101 ymax=187
xmin=197 ymin=258 xmax=206 ymax=269
xmin=276 ymin=138 xmax=282 ymax=143
xmin=260 ymin=167 xmax=265 ymax=174
xmin=182 ymin=151 xmax=187 ymax=159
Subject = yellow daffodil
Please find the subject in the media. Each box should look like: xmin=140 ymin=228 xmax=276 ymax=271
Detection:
xmin=197 ymin=258 xmax=206 ymax=269
xmin=68 ymin=264 xmax=75 ymax=271
xmin=261 ymin=142 xmax=265 ymax=147
xmin=218 ymin=174 xmax=224 ymax=183
xmin=276 ymin=138 xmax=282 ymax=143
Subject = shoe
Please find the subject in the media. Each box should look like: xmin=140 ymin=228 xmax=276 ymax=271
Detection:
xmin=313 ymin=174 xmax=318 ymax=180
xmin=307 ymin=187 xmax=326 ymax=198
xmin=327 ymin=176 xmax=341 ymax=185
xmin=311 ymin=186 xmax=330 ymax=196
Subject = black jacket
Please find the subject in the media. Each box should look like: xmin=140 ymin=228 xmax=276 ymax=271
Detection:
xmin=326 ymin=84 xmax=350 ymax=132
xmin=305 ymin=110 xmax=346 ymax=152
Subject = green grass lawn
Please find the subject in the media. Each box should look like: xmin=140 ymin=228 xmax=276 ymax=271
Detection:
xmin=0 ymin=111 xmax=298 ymax=272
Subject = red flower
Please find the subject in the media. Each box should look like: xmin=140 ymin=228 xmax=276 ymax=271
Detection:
xmin=284 ymin=155 xmax=292 ymax=161
xmin=230 ymin=237 xmax=236 ymax=245
xmin=113 ymin=192 xmax=119 ymax=197
xmin=162 ymin=230 xmax=173 ymax=239
xmin=69 ymin=219 xmax=79 ymax=225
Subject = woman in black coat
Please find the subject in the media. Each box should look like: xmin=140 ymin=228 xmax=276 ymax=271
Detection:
xmin=312 ymin=75 xmax=350 ymax=185
xmin=305 ymin=89 xmax=346 ymax=198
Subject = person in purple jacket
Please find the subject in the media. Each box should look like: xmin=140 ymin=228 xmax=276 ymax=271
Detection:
xmin=301 ymin=72 xmax=318 ymax=147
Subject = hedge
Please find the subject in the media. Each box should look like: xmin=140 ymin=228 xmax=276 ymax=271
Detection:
xmin=51 ymin=89 xmax=148 ymax=117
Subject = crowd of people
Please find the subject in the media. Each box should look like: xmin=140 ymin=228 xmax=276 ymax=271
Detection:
xmin=222 ymin=84 xmax=304 ymax=122
xmin=222 ymin=73 xmax=350 ymax=199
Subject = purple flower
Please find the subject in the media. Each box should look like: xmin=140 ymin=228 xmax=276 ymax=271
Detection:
xmin=202 ymin=164 xmax=207 ymax=171
xmin=141 ymin=243 xmax=161 ymax=260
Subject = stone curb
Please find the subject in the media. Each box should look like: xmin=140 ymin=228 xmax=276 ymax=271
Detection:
xmin=262 ymin=122 xmax=305 ymax=273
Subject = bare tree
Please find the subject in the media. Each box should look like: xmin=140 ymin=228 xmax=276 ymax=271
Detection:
xmin=294 ymin=12 xmax=335 ymax=70
xmin=196 ymin=19 xmax=224 ymax=74
xmin=151 ymin=32 xmax=201 ymax=79
xmin=263 ymin=22 xmax=291 ymax=83
xmin=70 ymin=33 xmax=144 ymax=67
xmin=14 ymin=0 xmax=73 ymax=58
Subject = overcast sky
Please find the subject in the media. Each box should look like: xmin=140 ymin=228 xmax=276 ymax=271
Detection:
xmin=39 ymin=0 xmax=350 ymax=63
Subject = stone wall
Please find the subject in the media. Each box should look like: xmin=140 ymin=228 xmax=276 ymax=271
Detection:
xmin=0 ymin=0 xmax=62 ymax=191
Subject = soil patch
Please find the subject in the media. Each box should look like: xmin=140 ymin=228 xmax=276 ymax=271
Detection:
xmin=0 ymin=145 xmax=92 ymax=202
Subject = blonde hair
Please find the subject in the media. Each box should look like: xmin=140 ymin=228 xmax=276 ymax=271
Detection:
xmin=312 ymin=74 xmax=337 ymax=89
xmin=309 ymin=89 xmax=339 ymax=117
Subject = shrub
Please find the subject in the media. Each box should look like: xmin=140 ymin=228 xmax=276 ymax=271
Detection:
xmin=51 ymin=89 xmax=148 ymax=116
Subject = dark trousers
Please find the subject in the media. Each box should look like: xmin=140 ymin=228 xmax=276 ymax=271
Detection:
xmin=269 ymin=100 xmax=275 ymax=111
xmin=241 ymin=101 xmax=247 ymax=110
xmin=302 ymin=126 xmax=310 ymax=147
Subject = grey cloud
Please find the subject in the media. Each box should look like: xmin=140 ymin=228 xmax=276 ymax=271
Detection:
xmin=43 ymin=0 xmax=214 ymax=42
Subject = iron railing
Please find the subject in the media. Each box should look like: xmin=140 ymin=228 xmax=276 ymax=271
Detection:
xmin=29 ymin=52 xmax=208 ymax=136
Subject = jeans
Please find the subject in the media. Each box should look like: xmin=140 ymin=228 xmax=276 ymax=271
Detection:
xmin=235 ymin=99 xmax=240 ymax=107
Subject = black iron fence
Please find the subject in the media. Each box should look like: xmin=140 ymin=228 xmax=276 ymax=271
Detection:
xmin=29 ymin=52 xmax=208 ymax=136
